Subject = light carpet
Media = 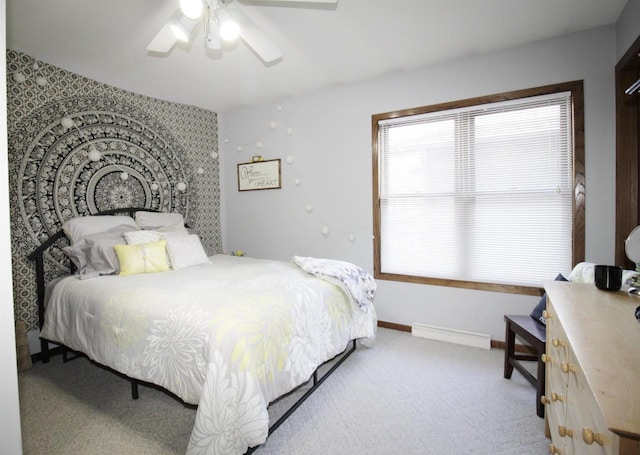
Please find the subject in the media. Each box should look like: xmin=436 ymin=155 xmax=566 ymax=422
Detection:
xmin=18 ymin=327 xmax=548 ymax=454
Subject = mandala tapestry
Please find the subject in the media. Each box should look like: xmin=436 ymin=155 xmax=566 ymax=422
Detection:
xmin=6 ymin=50 xmax=221 ymax=331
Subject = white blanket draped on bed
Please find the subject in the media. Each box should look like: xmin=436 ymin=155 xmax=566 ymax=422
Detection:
xmin=292 ymin=256 xmax=377 ymax=313
xmin=41 ymin=254 xmax=377 ymax=455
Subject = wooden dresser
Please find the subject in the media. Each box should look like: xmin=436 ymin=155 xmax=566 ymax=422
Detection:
xmin=542 ymin=281 xmax=640 ymax=454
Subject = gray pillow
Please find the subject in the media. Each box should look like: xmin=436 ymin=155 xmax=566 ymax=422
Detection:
xmin=62 ymin=215 xmax=137 ymax=244
xmin=63 ymin=224 xmax=139 ymax=279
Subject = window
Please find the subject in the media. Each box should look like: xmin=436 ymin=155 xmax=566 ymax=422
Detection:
xmin=372 ymin=82 xmax=584 ymax=295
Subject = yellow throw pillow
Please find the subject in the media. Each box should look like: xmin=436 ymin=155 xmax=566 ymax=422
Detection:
xmin=114 ymin=240 xmax=169 ymax=276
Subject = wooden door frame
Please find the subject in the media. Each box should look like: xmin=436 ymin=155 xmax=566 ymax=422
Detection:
xmin=615 ymin=34 xmax=640 ymax=269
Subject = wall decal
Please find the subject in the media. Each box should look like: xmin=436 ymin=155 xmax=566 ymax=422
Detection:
xmin=14 ymin=96 xmax=191 ymax=228
xmin=225 ymin=102 xmax=369 ymax=243
xmin=6 ymin=50 xmax=221 ymax=330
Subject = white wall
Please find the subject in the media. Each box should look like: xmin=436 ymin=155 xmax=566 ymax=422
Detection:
xmin=0 ymin=0 xmax=25 ymax=452
xmin=616 ymin=0 xmax=640 ymax=61
xmin=220 ymin=25 xmax=618 ymax=342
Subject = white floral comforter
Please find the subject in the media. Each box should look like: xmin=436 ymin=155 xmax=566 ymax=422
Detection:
xmin=41 ymin=254 xmax=377 ymax=454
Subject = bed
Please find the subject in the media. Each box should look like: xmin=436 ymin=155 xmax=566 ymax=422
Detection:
xmin=28 ymin=208 xmax=377 ymax=455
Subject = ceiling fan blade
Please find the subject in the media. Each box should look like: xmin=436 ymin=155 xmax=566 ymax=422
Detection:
xmin=230 ymin=7 xmax=283 ymax=63
xmin=249 ymin=0 xmax=337 ymax=3
xmin=147 ymin=11 xmax=181 ymax=53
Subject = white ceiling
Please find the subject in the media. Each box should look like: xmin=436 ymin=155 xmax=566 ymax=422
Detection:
xmin=6 ymin=0 xmax=628 ymax=113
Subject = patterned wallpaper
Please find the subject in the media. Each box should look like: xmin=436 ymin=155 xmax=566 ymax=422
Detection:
xmin=6 ymin=50 xmax=221 ymax=330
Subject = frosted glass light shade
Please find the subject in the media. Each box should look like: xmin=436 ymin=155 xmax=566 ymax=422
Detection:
xmin=220 ymin=21 xmax=240 ymax=41
xmin=180 ymin=0 xmax=203 ymax=19
xmin=218 ymin=9 xmax=240 ymax=41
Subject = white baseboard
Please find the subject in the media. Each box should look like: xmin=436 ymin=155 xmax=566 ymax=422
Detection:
xmin=411 ymin=323 xmax=491 ymax=350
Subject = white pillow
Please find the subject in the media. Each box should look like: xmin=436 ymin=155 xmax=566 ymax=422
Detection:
xmin=124 ymin=229 xmax=181 ymax=268
xmin=166 ymin=235 xmax=209 ymax=270
xmin=156 ymin=224 xmax=190 ymax=237
xmin=135 ymin=211 xmax=185 ymax=230
xmin=124 ymin=230 xmax=162 ymax=245
xmin=125 ymin=226 xmax=189 ymax=244
xmin=63 ymin=215 xmax=138 ymax=244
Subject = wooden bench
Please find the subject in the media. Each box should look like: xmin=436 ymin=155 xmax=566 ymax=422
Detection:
xmin=503 ymin=314 xmax=546 ymax=418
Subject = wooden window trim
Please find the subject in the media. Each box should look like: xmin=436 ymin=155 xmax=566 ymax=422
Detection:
xmin=372 ymin=81 xmax=585 ymax=296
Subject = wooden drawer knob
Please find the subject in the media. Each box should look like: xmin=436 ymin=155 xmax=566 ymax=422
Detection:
xmin=582 ymin=427 xmax=604 ymax=445
xmin=552 ymin=338 xmax=565 ymax=348
xmin=549 ymin=443 xmax=561 ymax=454
xmin=560 ymin=361 xmax=576 ymax=374
xmin=543 ymin=310 xmax=553 ymax=319
xmin=541 ymin=353 xmax=552 ymax=363
xmin=551 ymin=392 xmax=564 ymax=402
xmin=558 ymin=426 xmax=574 ymax=438
xmin=540 ymin=395 xmax=551 ymax=405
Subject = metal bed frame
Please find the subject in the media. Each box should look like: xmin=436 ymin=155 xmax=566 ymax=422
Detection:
xmin=27 ymin=207 xmax=357 ymax=453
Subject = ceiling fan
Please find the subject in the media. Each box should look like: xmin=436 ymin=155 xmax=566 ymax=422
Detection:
xmin=147 ymin=0 xmax=337 ymax=63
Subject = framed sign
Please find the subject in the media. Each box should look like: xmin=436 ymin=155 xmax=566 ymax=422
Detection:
xmin=237 ymin=159 xmax=281 ymax=191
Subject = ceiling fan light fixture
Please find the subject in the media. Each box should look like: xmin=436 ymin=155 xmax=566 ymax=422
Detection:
xmin=148 ymin=0 xmax=296 ymax=62
xmin=217 ymin=9 xmax=240 ymax=41
xmin=220 ymin=21 xmax=240 ymax=41
xmin=179 ymin=0 xmax=204 ymax=20
xmin=170 ymin=16 xmax=198 ymax=42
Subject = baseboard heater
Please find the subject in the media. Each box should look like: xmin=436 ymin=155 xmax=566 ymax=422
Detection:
xmin=412 ymin=323 xmax=491 ymax=350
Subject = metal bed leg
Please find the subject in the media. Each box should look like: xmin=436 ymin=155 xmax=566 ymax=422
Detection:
xmin=62 ymin=346 xmax=82 ymax=363
xmin=131 ymin=380 xmax=139 ymax=400
xmin=40 ymin=338 xmax=49 ymax=363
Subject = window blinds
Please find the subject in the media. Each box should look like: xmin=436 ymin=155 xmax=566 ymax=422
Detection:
xmin=377 ymin=92 xmax=574 ymax=287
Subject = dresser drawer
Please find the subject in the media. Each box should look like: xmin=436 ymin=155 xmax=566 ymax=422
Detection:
xmin=545 ymin=303 xmax=568 ymax=451
xmin=566 ymin=355 xmax=613 ymax=455
xmin=545 ymin=306 xmax=569 ymax=392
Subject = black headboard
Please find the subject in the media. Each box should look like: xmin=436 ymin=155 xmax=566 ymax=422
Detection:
xmin=27 ymin=207 xmax=159 ymax=331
